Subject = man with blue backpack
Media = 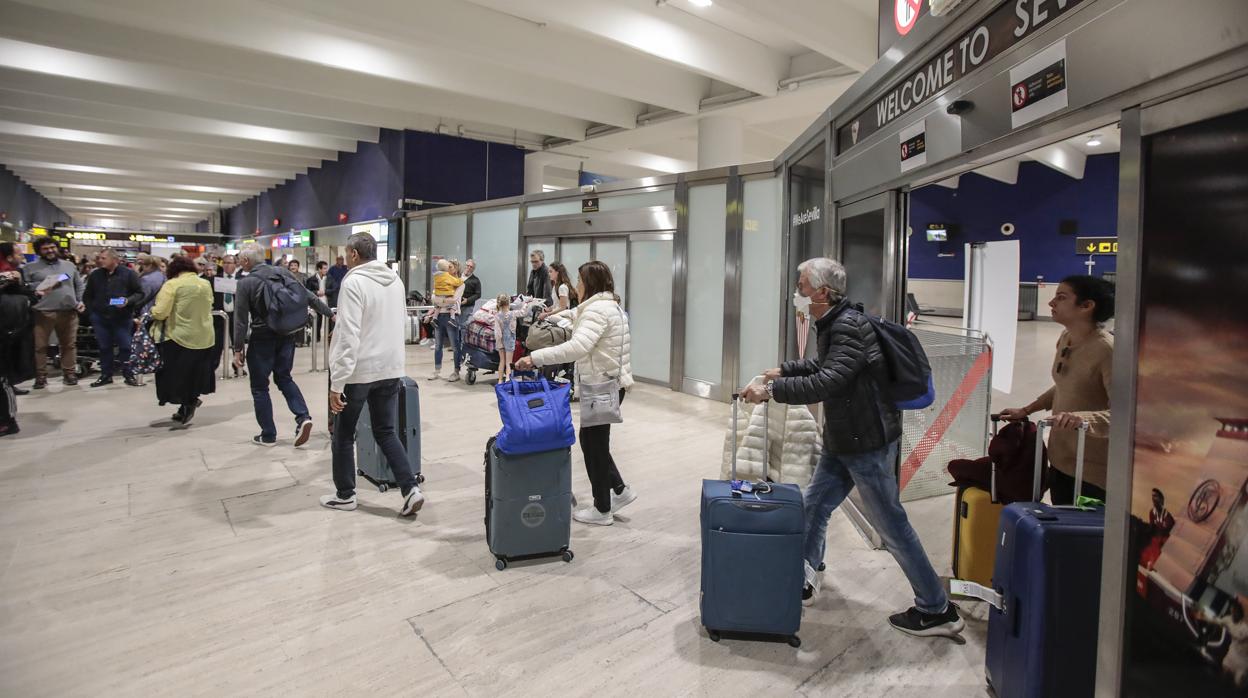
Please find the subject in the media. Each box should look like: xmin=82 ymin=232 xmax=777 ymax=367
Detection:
xmin=741 ymin=257 xmax=962 ymax=641
xmin=232 ymin=244 xmax=333 ymax=448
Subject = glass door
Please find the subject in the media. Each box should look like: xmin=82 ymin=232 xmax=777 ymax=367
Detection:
xmin=627 ymin=234 xmax=674 ymax=384
xmin=836 ymin=192 xmax=905 ymax=320
xmin=556 ymin=238 xmax=592 ymax=289
xmin=594 ymin=237 xmax=628 ymax=308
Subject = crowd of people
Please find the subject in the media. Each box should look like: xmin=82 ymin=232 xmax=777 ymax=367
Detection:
xmin=1 ymin=232 xmax=1121 ymax=645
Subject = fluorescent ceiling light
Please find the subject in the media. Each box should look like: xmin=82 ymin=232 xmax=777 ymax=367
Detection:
xmin=689 ymin=0 xmax=713 ymax=6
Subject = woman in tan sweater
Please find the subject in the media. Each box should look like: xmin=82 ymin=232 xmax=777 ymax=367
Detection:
xmin=1001 ymin=275 xmax=1114 ymax=505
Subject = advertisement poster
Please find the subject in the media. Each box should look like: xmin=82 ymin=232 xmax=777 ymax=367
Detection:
xmin=1124 ymin=108 xmax=1248 ymax=695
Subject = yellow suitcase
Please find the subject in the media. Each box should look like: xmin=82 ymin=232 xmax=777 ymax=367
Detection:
xmin=952 ymin=484 xmax=1004 ymax=587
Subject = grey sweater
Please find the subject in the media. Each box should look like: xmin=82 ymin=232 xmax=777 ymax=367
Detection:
xmin=22 ymin=258 xmax=83 ymax=312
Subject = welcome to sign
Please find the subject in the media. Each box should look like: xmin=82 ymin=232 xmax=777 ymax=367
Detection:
xmin=838 ymin=0 xmax=1087 ymax=153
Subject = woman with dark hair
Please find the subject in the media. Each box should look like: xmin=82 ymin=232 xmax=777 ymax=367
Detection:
xmin=1001 ymin=275 xmax=1115 ymax=505
xmin=517 ymin=260 xmax=635 ymax=526
xmin=542 ymin=262 xmax=579 ymax=316
xmin=150 ymin=255 xmax=216 ymax=427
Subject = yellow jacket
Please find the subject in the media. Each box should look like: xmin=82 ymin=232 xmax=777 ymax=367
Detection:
xmin=433 ymin=271 xmax=463 ymax=297
xmin=150 ymin=272 xmax=215 ymax=349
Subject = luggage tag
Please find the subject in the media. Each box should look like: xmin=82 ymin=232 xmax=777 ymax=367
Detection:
xmin=950 ymin=579 xmax=1003 ymax=610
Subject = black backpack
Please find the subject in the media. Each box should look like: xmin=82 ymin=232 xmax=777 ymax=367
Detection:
xmin=856 ymin=304 xmax=935 ymax=410
xmin=259 ymin=269 xmax=310 ymax=336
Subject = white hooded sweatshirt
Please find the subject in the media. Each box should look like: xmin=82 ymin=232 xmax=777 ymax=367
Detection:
xmin=329 ymin=260 xmax=407 ymax=393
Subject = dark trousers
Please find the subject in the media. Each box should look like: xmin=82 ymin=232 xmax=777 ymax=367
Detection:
xmin=332 ymin=378 xmax=416 ymax=499
xmin=0 ymin=375 xmax=15 ymax=427
xmin=246 ymin=334 xmax=309 ymax=440
xmin=579 ymin=388 xmax=627 ymax=513
xmin=1049 ymin=468 xmax=1107 ymax=506
xmin=90 ymin=312 xmax=134 ymax=378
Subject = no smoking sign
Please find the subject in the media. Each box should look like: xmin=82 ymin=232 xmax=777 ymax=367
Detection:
xmin=895 ymin=0 xmax=921 ymax=35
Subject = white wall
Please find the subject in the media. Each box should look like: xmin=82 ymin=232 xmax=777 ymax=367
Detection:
xmin=909 ymin=278 xmax=1057 ymax=319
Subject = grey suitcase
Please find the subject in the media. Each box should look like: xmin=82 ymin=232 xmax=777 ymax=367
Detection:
xmin=483 ymin=436 xmax=573 ymax=570
xmin=356 ymin=376 xmax=424 ymax=492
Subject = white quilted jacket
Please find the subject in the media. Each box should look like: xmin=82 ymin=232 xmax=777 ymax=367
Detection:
xmin=529 ymin=292 xmax=633 ymax=388
xmin=720 ymin=399 xmax=821 ymax=487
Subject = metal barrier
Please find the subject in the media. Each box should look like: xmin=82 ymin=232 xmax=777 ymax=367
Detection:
xmin=212 ymin=310 xmax=232 ymax=380
xmin=1018 ymin=282 xmax=1040 ymax=320
xmin=308 ymin=309 xmax=329 ymax=372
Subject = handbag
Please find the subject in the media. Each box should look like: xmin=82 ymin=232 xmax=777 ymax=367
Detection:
xmin=578 ymin=304 xmax=625 ymax=428
xmin=525 ymin=319 xmax=571 ymax=351
xmin=129 ymin=313 xmax=164 ymax=375
xmin=494 ymin=373 xmax=575 ymax=455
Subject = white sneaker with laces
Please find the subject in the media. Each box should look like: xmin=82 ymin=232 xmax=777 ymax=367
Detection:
xmin=428 ymin=370 xmax=441 ymax=381
xmin=447 ymin=371 xmax=461 ymax=383
xmin=573 ymin=506 xmax=613 ymax=526
xmin=610 ymin=486 xmax=637 ymax=513
xmin=320 ymin=494 xmax=357 ymax=511
xmin=400 ymin=486 xmax=426 ymax=516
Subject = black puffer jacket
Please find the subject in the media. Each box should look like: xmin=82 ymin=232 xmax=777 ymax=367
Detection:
xmin=770 ymin=298 xmax=901 ymax=455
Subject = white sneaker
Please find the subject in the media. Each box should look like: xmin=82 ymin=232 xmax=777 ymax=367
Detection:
xmin=802 ymin=560 xmax=821 ymax=606
xmin=447 ymin=371 xmax=461 ymax=383
xmin=573 ymin=506 xmax=613 ymax=526
xmin=428 ymin=370 xmax=441 ymax=381
xmin=610 ymin=485 xmax=637 ymax=513
xmin=400 ymin=486 xmax=426 ymax=516
xmin=320 ymin=494 xmax=357 ymax=511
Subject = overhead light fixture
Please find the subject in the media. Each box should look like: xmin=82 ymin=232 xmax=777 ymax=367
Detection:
xmin=689 ymin=0 xmax=713 ymax=7
xmin=1086 ymin=135 xmax=1102 ymax=147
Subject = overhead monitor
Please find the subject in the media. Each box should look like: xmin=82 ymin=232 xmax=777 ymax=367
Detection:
xmin=926 ymin=224 xmax=949 ymax=242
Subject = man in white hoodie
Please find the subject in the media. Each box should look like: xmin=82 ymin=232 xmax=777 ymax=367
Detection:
xmin=320 ymin=232 xmax=424 ymax=516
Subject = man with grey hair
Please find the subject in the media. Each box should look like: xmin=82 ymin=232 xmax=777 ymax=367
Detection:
xmin=321 ymin=232 xmax=424 ymax=515
xmin=526 ymin=249 xmax=552 ymax=306
xmin=233 ymin=243 xmax=331 ymax=447
xmin=742 ymin=257 xmax=963 ymax=640
xmin=82 ymin=247 xmax=144 ymax=387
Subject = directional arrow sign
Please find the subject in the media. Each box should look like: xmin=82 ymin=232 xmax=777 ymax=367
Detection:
xmin=1076 ymin=236 xmax=1118 ymax=255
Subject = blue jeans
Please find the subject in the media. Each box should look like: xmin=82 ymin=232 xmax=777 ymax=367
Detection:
xmin=803 ymin=439 xmax=948 ymax=614
xmin=433 ymin=312 xmax=462 ymax=372
xmin=331 ymin=378 xmax=416 ymax=499
xmin=90 ymin=312 xmax=134 ymax=378
xmin=246 ymin=334 xmax=309 ymax=441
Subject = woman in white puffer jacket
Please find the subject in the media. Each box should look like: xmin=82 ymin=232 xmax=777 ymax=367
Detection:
xmin=518 ymin=261 xmax=635 ymax=527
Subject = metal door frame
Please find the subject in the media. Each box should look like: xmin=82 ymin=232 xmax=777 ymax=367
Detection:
xmin=835 ymin=190 xmax=906 ymax=321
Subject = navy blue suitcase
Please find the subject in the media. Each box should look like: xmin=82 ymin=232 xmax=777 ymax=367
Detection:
xmin=700 ymin=398 xmax=805 ymax=647
xmin=985 ymin=421 xmax=1103 ymax=698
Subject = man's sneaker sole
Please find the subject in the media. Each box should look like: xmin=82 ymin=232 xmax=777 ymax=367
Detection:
xmin=400 ymin=490 xmax=425 ymax=516
xmin=253 ymin=437 xmax=277 ymax=448
xmin=321 ymin=497 xmax=357 ymax=511
xmin=889 ymin=616 xmax=966 ymax=638
xmin=294 ymin=421 xmax=313 ymax=448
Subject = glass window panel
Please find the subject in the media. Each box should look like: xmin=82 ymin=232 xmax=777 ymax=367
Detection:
xmin=628 ymin=238 xmax=672 ymax=383
xmin=683 ymin=183 xmax=727 ymax=385
xmin=595 ymin=238 xmax=628 ymax=308
xmin=599 ymin=189 xmax=674 ymax=211
xmin=557 ymin=239 xmax=591 ymax=290
xmin=470 ymin=207 xmax=520 ymax=300
xmin=526 ymin=200 xmax=582 ymax=218
xmin=406 ymin=219 xmax=427 ymax=295
xmin=430 ymin=213 xmax=467 ymax=289
xmin=739 ymin=177 xmax=783 ymax=383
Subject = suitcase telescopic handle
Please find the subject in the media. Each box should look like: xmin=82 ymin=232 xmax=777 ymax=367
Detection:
xmin=1033 ymin=418 xmax=1089 ymax=505
xmin=729 ymin=392 xmax=770 ymax=483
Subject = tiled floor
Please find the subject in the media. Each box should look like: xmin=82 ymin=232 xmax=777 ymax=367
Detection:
xmin=0 ymin=323 xmax=1060 ymax=696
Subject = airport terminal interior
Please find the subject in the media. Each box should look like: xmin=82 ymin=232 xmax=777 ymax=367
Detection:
xmin=1 ymin=1 xmax=1246 ymax=696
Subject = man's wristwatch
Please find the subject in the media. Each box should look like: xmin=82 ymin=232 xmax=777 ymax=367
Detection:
xmin=765 ymin=381 xmax=775 ymax=400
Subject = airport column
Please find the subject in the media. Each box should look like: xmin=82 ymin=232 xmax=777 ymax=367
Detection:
xmin=523 ymin=152 xmax=559 ymax=195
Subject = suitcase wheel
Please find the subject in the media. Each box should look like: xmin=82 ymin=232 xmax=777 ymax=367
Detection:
xmin=561 ymin=550 xmax=574 ymax=563
xmin=495 ymin=558 xmax=507 ymax=571
xmin=817 ymin=562 xmax=826 ymax=572
xmin=465 ymin=369 xmax=477 ymax=385
xmin=787 ymin=635 xmax=801 ymax=648
xmin=707 ymin=629 xmax=721 ymax=643
xmin=377 ymin=483 xmax=389 ymax=493
xmin=416 ymin=473 xmax=425 ymax=485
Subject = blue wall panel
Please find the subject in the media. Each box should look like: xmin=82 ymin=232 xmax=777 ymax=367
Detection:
xmin=907 ymin=154 xmax=1119 ymax=281
xmin=0 ymin=165 xmax=70 ymax=229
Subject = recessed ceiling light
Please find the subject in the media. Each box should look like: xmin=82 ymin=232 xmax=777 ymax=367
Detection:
xmin=689 ymin=0 xmax=713 ymax=7
xmin=1086 ymin=135 xmax=1102 ymax=147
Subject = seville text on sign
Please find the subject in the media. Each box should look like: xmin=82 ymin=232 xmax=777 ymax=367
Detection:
xmin=837 ymin=0 xmax=1087 ymax=153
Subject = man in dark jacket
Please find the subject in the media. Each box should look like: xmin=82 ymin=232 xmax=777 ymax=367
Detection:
xmin=743 ymin=257 xmax=962 ymax=640
xmin=82 ymin=248 xmax=145 ymax=387
xmin=232 ymin=243 xmax=332 ymax=447
xmin=305 ymin=260 xmax=339 ymax=342
xmin=1 ymin=245 xmax=36 ymax=435
xmin=526 ymin=250 xmax=553 ymax=306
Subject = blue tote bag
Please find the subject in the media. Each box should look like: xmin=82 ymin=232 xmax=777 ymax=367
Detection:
xmin=494 ymin=375 xmax=575 ymax=455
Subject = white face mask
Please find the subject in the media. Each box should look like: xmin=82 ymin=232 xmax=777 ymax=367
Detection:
xmin=793 ymin=290 xmax=811 ymax=314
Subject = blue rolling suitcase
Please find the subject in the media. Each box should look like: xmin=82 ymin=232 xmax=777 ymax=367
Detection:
xmin=700 ymin=398 xmax=805 ymax=647
xmin=356 ymin=376 xmax=424 ymax=492
xmin=984 ymin=420 xmax=1103 ymax=698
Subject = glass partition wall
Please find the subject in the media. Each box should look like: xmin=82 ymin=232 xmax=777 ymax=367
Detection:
xmin=400 ymin=166 xmax=784 ymax=401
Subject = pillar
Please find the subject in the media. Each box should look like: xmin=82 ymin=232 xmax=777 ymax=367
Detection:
xmin=697 ymin=116 xmax=745 ymax=170
xmin=523 ymin=152 xmax=556 ymax=195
